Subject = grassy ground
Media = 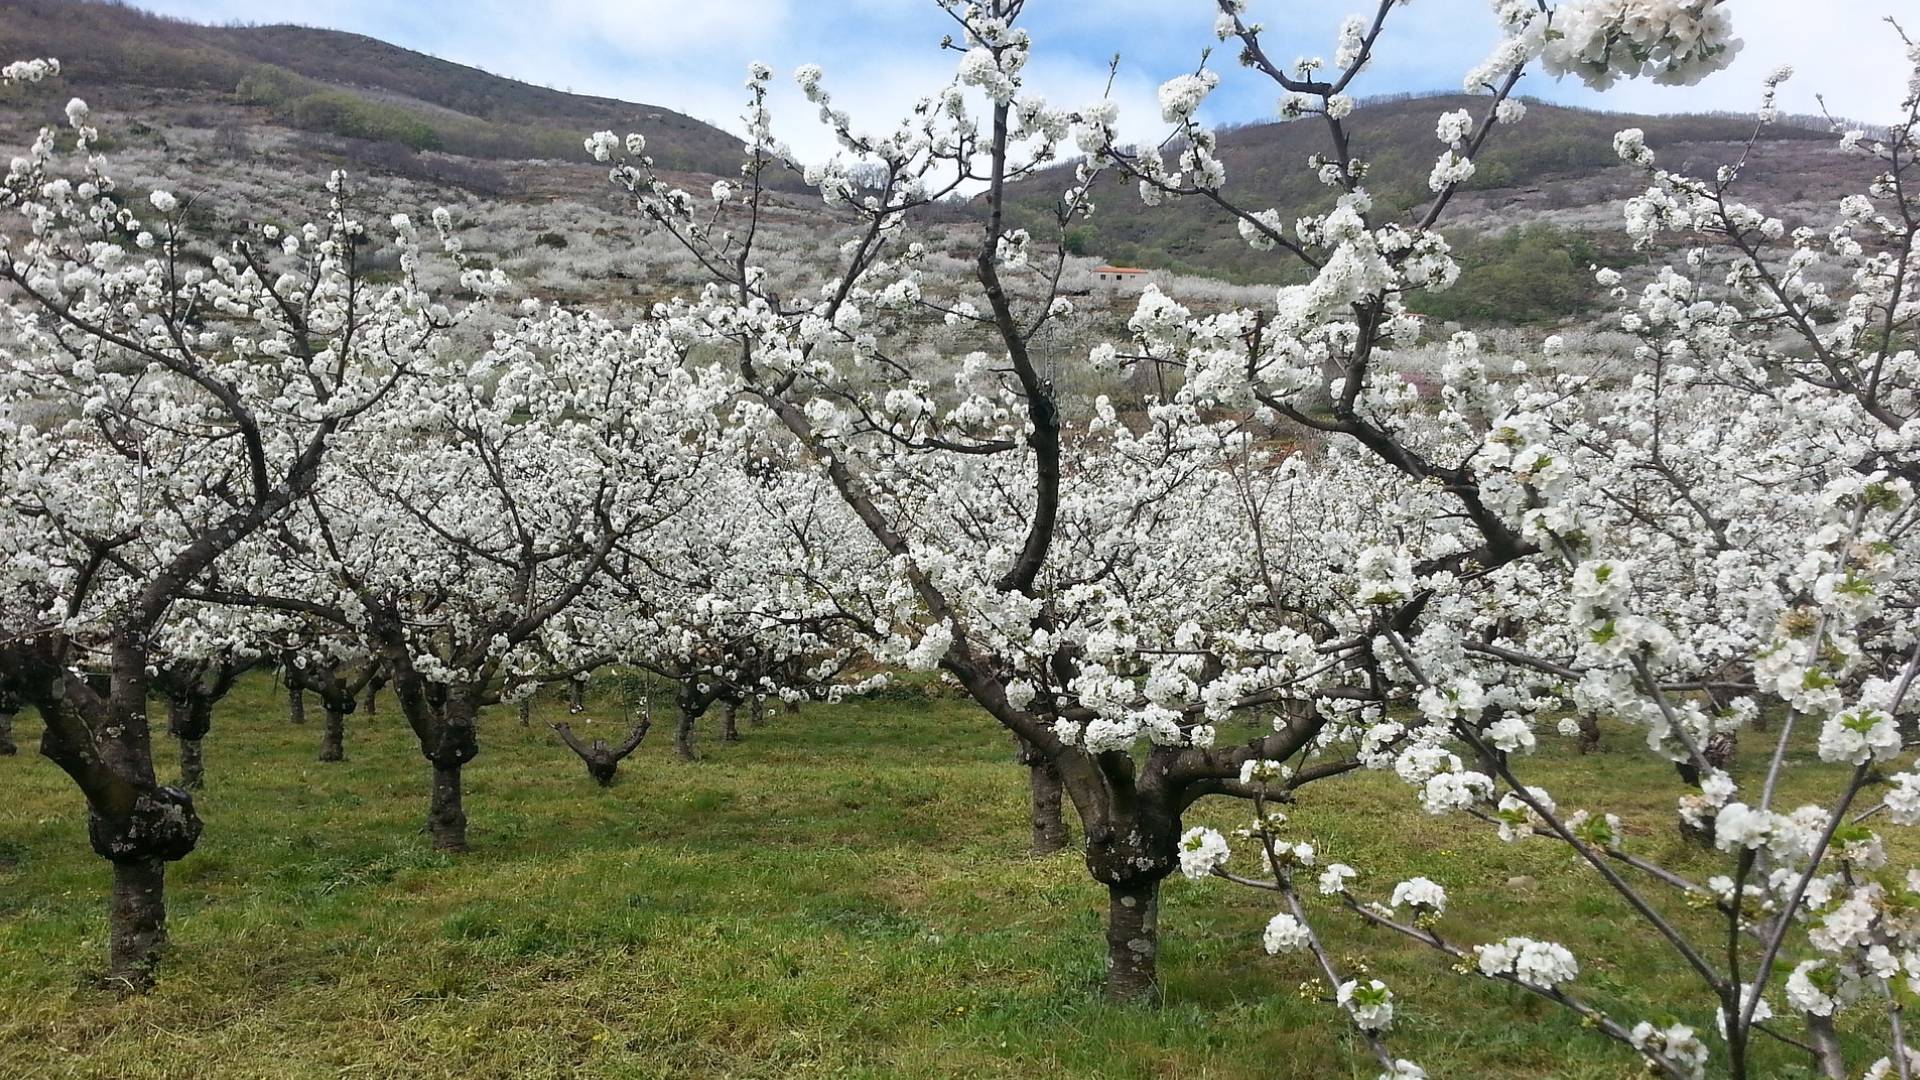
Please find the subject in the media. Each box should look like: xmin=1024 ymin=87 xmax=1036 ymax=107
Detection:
xmin=0 ymin=677 xmax=1893 ymax=1078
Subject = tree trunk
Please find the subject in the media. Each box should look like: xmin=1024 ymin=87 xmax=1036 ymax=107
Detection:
xmin=427 ymin=763 xmax=467 ymax=852
xmin=0 ymin=707 xmax=16 ymax=756
xmin=1027 ymin=759 xmax=1068 ymax=855
xmin=750 ymin=698 xmax=766 ymax=728
xmin=1105 ymin=879 xmax=1161 ymax=1003
xmin=107 ymin=858 xmax=167 ymax=988
xmin=287 ymin=681 xmax=306 ymax=725
xmin=319 ymin=707 xmax=346 ymax=762
xmin=569 ymin=680 xmax=586 ymax=714
xmin=362 ymin=682 xmax=380 ymax=716
xmin=675 ymin=705 xmax=698 ymax=762
xmin=177 ymin=738 xmax=204 ymax=790
xmin=1804 ymin=1012 xmax=1847 ymax=1079
xmin=722 ymin=702 xmax=740 ymax=742
xmin=518 ymin=697 xmax=532 ymax=727
xmin=1577 ymin=712 xmax=1601 ymax=754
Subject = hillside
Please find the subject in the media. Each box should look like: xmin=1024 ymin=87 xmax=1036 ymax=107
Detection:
xmin=991 ymin=93 xmax=1872 ymax=323
xmin=0 ymin=0 xmax=749 ymax=174
xmin=0 ymin=3 xmax=1878 ymax=328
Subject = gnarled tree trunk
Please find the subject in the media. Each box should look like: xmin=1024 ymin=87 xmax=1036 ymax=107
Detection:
xmin=108 ymin=857 xmax=168 ymax=989
xmin=1576 ymin=711 xmax=1601 ymax=754
xmin=177 ymin=738 xmax=205 ymax=791
xmin=0 ymin=701 xmax=17 ymax=756
xmin=1014 ymin=734 xmax=1066 ymax=855
xmin=1104 ymin=879 xmax=1161 ymax=1003
xmin=319 ymin=705 xmax=346 ymax=762
xmin=675 ymin=702 xmax=699 ymax=762
xmin=166 ymin=692 xmax=212 ymax=791
xmin=26 ymin=643 xmax=206 ymax=987
xmin=427 ymin=762 xmax=467 ymax=852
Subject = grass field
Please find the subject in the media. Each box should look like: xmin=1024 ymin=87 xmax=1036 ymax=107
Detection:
xmin=0 ymin=676 xmax=1892 ymax=1078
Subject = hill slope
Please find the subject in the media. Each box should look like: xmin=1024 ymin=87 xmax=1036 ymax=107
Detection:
xmin=992 ymin=93 xmax=1869 ymax=321
xmin=0 ymin=4 xmax=1876 ymax=327
xmin=0 ymin=0 xmax=747 ymax=173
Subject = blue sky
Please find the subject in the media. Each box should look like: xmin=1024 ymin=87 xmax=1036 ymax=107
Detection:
xmin=129 ymin=1 xmax=1912 ymax=163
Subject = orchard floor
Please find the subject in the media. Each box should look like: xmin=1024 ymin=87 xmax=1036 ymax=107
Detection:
xmin=0 ymin=677 xmax=1891 ymax=1079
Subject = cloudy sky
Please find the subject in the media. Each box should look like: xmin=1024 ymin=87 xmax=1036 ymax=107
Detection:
xmin=128 ymin=0 xmax=1913 ymax=163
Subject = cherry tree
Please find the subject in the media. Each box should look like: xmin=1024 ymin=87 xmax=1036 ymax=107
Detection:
xmin=150 ymin=604 xmax=259 ymax=790
xmin=579 ymin=0 xmax=1777 ymax=1017
xmin=583 ymin=0 xmax=1395 ymax=998
xmin=579 ymin=446 xmax=888 ymax=761
xmin=200 ymin=303 xmax=732 ymax=850
xmin=0 ymin=67 xmax=486 ymax=981
xmin=1116 ymin=5 xmax=1920 ymax=1077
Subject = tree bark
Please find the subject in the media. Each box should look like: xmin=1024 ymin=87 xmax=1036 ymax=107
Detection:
xmin=749 ymin=698 xmax=766 ymax=728
xmin=1027 ymin=758 xmax=1068 ymax=855
xmin=108 ymin=858 xmax=167 ymax=988
xmin=675 ymin=705 xmax=698 ymax=762
xmin=177 ymin=738 xmax=204 ymax=790
xmin=362 ymin=681 xmax=380 ymax=716
xmin=1577 ymin=712 xmax=1601 ymax=754
xmin=518 ymin=697 xmax=533 ymax=727
xmin=427 ymin=763 xmax=467 ymax=852
xmin=722 ymin=702 xmax=740 ymax=742
xmin=319 ymin=707 xmax=346 ymax=762
xmin=287 ymin=681 xmax=306 ymax=725
xmin=1013 ymin=733 xmax=1067 ymax=855
xmin=1105 ymin=879 xmax=1161 ymax=1003
xmin=0 ymin=706 xmax=16 ymax=756
xmin=1804 ymin=1012 xmax=1847 ymax=1079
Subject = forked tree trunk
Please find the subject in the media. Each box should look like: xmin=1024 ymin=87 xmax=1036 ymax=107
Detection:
xmin=0 ymin=706 xmax=16 ymax=756
xmin=287 ymin=681 xmax=306 ymax=725
xmin=319 ymin=707 xmax=346 ymax=762
xmin=722 ymin=702 xmax=740 ymax=742
xmin=108 ymin=857 xmax=167 ymax=988
xmin=1105 ymin=879 xmax=1161 ymax=1003
xmin=427 ymin=764 xmax=467 ymax=852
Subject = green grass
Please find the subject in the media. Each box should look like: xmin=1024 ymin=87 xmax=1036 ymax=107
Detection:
xmin=0 ymin=679 xmax=1892 ymax=1077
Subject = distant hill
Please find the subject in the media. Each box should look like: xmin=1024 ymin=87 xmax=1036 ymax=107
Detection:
xmin=0 ymin=0 xmax=749 ymax=174
xmin=983 ymin=92 xmax=1871 ymax=323
xmin=0 ymin=3 xmax=1879 ymax=327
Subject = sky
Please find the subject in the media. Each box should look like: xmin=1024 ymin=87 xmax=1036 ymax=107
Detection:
xmin=127 ymin=0 xmax=1915 ymax=165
